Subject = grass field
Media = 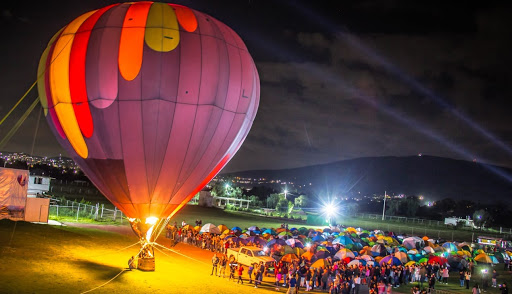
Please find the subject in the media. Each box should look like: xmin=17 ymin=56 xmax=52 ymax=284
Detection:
xmin=2 ymin=205 xmax=511 ymax=293
xmin=0 ymin=206 xmax=317 ymax=294
xmin=0 ymin=219 xmax=287 ymax=293
xmin=336 ymin=216 xmax=487 ymax=242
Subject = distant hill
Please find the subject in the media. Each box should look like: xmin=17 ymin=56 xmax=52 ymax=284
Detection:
xmin=222 ymin=156 xmax=512 ymax=203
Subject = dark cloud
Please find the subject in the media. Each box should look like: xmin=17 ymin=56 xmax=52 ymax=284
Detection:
xmin=1 ymin=1 xmax=511 ymax=174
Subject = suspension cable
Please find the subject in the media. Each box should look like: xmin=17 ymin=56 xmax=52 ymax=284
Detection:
xmin=0 ymin=97 xmax=39 ymax=149
xmin=0 ymin=81 xmax=37 ymax=126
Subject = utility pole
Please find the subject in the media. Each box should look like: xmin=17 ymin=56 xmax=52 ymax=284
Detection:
xmin=382 ymin=191 xmax=387 ymax=221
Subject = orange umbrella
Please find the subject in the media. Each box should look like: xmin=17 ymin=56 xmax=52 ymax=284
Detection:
xmin=301 ymin=251 xmax=315 ymax=261
xmin=281 ymin=253 xmax=299 ymax=263
xmin=311 ymin=259 xmax=330 ymax=269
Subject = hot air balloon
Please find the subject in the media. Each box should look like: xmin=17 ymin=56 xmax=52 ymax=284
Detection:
xmin=37 ymin=2 xmax=259 ymax=270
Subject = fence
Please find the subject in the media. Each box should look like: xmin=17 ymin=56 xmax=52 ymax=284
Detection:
xmin=48 ymin=198 xmax=124 ymax=223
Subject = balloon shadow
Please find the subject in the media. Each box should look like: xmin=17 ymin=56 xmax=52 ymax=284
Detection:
xmin=73 ymin=259 xmax=127 ymax=281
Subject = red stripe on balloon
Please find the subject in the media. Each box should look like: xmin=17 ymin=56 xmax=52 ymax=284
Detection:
xmin=69 ymin=4 xmax=117 ymax=138
xmin=169 ymin=4 xmax=198 ymax=32
xmin=45 ymin=31 xmax=66 ymax=139
xmin=168 ymin=154 xmax=230 ymax=219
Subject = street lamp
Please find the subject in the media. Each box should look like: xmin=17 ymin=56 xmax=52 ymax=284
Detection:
xmin=284 ymin=189 xmax=288 ymax=199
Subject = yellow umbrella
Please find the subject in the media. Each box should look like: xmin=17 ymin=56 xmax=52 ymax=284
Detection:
xmin=217 ymin=224 xmax=228 ymax=233
xmin=374 ymin=256 xmax=383 ymax=263
xmin=183 ymin=224 xmax=194 ymax=231
xmin=346 ymin=227 xmax=357 ymax=233
xmin=474 ymin=253 xmax=492 ymax=264
xmin=405 ymin=261 xmax=416 ymax=267
xmin=222 ymin=229 xmax=230 ymax=235
xmin=194 ymin=225 xmax=201 ymax=232
xmin=311 ymin=259 xmax=329 ymax=269
xmin=293 ymin=247 xmax=305 ymax=256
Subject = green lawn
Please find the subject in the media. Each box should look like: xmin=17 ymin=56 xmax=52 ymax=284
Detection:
xmin=0 ymin=219 xmax=284 ymax=294
xmin=3 ymin=205 xmax=510 ymax=293
xmin=172 ymin=205 xmax=309 ymax=229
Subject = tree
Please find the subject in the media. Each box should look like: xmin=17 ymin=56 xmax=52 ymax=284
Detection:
xmin=287 ymin=201 xmax=294 ymax=213
xmin=267 ymin=193 xmax=282 ymax=209
xmin=276 ymin=198 xmax=289 ymax=213
xmin=248 ymin=195 xmax=263 ymax=208
xmin=386 ymin=199 xmax=401 ymax=216
xmin=294 ymin=195 xmax=309 ymax=208
xmin=473 ymin=209 xmax=492 ymax=229
xmin=246 ymin=186 xmax=277 ymax=202
xmin=401 ymin=196 xmax=420 ymax=217
xmin=210 ymin=181 xmax=242 ymax=198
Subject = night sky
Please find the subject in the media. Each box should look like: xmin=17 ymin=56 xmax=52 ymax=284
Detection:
xmin=1 ymin=0 xmax=511 ymax=172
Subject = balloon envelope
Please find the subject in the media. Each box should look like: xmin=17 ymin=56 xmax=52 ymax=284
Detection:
xmin=37 ymin=2 xmax=260 ymax=220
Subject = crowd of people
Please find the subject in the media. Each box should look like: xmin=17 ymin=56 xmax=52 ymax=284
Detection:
xmin=165 ymin=220 xmax=510 ymax=294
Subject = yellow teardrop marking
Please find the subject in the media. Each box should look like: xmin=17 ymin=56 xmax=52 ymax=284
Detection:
xmin=145 ymin=2 xmax=179 ymax=52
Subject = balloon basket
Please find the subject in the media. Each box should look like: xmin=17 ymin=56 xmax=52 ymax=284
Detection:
xmin=137 ymin=257 xmax=155 ymax=271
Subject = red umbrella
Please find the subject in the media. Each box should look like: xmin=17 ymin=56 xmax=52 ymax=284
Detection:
xmin=428 ymin=256 xmax=447 ymax=265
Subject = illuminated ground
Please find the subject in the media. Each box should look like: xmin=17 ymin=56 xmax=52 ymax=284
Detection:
xmin=0 ymin=219 xmax=293 ymax=293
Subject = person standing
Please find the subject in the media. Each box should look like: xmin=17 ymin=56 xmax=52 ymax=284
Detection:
xmin=237 ymin=264 xmax=244 ymax=284
xmin=219 ymin=256 xmax=227 ymax=278
xmin=287 ymin=274 xmax=297 ymax=294
xmin=442 ymin=267 xmax=449 ymax=284
xmin=465 ymin=271 xmax=472 ymax=289
xmin=248 ymin=264 xmax=254 ymax=284
xmin=460 ymin=270 xmax=465 ymax=287
xmin=210 ymin=253 xmax=219 ymax=276
xmin=354 ymin=274 xmax=361 ymax=294
xmin=492 ymin=269 xmax=499 ymax=287
xmin=229 ymin=262 xmax=236 ymax=281
xmin=429 ymin=273 xmax=436 ymax=291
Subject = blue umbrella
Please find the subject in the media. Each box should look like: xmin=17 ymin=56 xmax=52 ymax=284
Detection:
xmin=231 ymin=226 xmax=242 ymax=231
xmin=312 ymin=235 xmax=325 ymax=242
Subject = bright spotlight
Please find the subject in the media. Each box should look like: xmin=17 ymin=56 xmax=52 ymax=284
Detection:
xmin=225 ymin=183 xmax=230 ymax=189
xmin=305 ymin=243 xmax=311 ymax=248
xmin=323 ymin=203 xmax=337 ymax=218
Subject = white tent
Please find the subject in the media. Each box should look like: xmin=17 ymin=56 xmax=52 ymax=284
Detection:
xmin=0 ymin=167 xmax=28 ymax=220
xmin=200 ymin=223 xmax=221 ymax=234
